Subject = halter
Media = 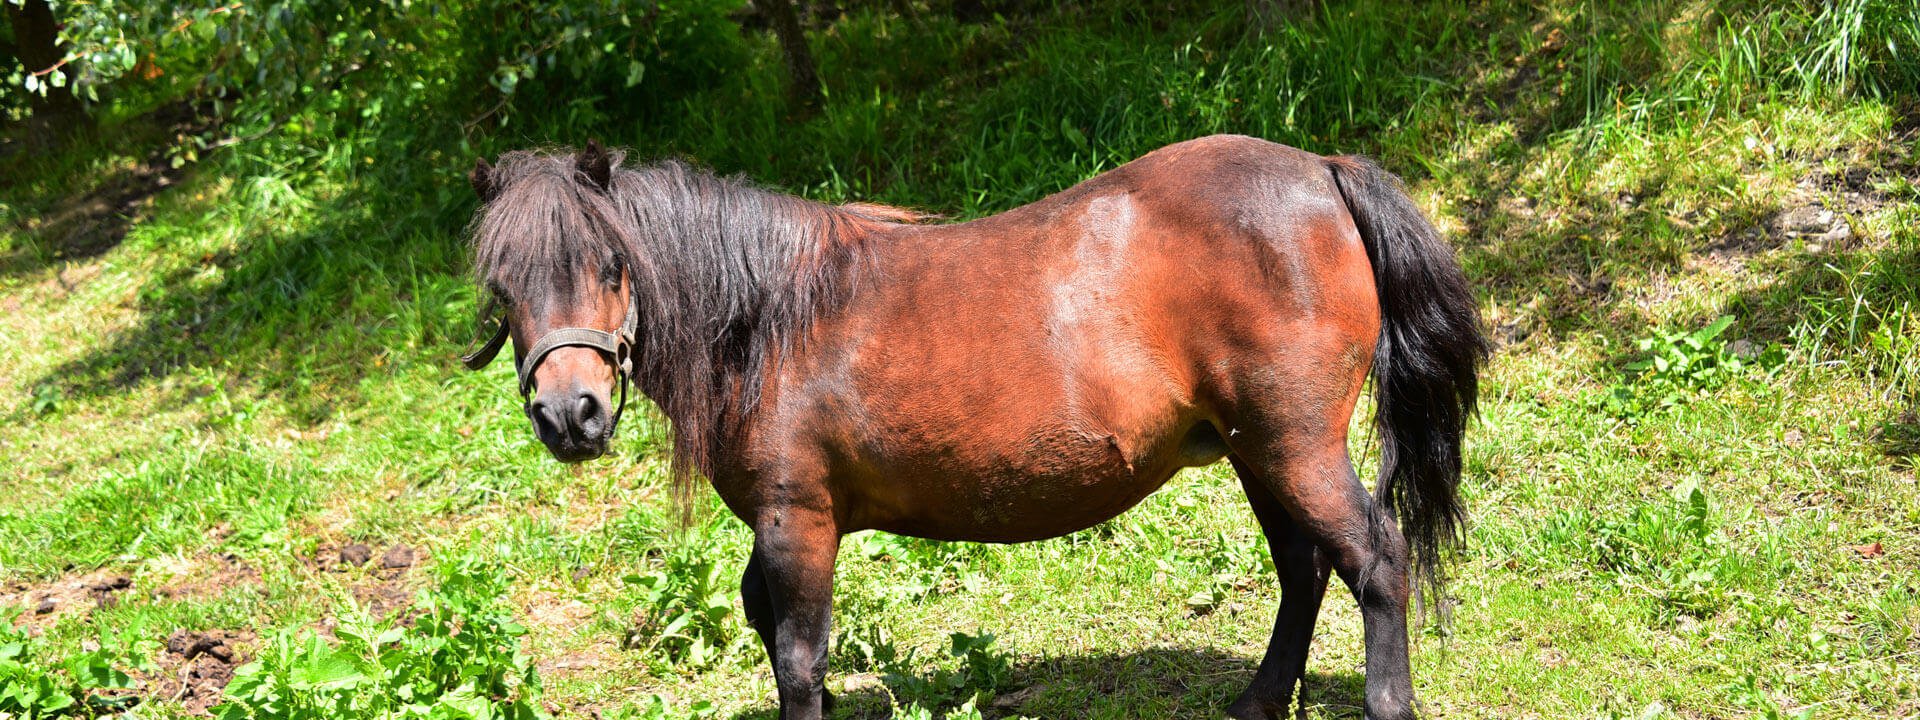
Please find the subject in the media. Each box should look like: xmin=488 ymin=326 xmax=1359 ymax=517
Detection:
xmin=461 ymin=299 xmax=639 ymax=437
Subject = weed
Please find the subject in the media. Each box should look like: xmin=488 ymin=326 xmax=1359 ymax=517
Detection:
xmin=212 ymin=563 xmax=545 ymax=720
xmin=846 ymin=532 xmax=992 ymax=604
xmin=620 ymin=545 xmax=752 ymax=671
xmin=1600 ymin=316 xmax=1781 ymax=420
xmin=1173 ymin=529 xmax=1271 ymax=616
xmin=875 ymin=631 xmax=1014 ymax=710
xmin=607 ymin=694 xmax=718 ymax=720
xmin=1591 ymin=484 xmax=1744 ymax=618
xmin=1729 ymin=673 xmax=1815 ymax=720
xmin=28 ymin=383 xmax=61 ymax=416
xmin=0 ymin=617 xmax=135 ymax=718
xmin=892 ymin=697 xmax=1033 ymax=720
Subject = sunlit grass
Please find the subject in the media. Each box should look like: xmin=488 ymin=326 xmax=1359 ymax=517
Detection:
xmin=1 ymin=0 xmax=1917 ymax=718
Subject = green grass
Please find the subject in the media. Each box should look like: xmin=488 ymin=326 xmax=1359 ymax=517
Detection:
xmin=2 ymin=0 xmax=1918 ymax=718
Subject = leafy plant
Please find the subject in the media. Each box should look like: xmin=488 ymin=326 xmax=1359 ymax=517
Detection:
xmin=212 ymin=562 xmax=546 ymax=720
xmin=0 ymin=617 xmax=135 ymax=719
xmin=621 ymin=546 xmax=751 ymax=670
xmin=1176 ymin=530 xmax=1270 ymax=616
xmin=612 ymin=694 xmax=718 ymax=720
xmin=1601 ymin=316 xmax=1780 ymax=420
xmin=877 ymin=631 xmax=1013 ymax=710
xmin=1591 ymin=484 xmax=1742 ymax=617
xmin=891 ymin=697 xmax=996 ymax=720
xmin=847 ymin=532 xmax=992 ymax=604
xmin=1728 ymin=674 xmax=1815 ymax=720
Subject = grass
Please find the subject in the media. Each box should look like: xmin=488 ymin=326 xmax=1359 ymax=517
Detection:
xmin=2 ymin=0 xmax=1918 ymax=717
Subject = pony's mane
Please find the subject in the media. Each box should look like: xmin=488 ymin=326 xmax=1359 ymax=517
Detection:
xmin=470 ymin=148 xmax=920 ymax=498
xmin=470 ymin=152 xmax=627 ymax=319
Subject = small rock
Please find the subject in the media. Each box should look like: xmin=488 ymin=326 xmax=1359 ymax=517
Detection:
xmin=1784 ymin=429 xmax=1805 ymax=446
xmin=1728 ymin=339 xmax=1759 ymax=359
xmin=1777 ymin=206 xmax=1833 ymax=234
xmin=380 ymin=545 xmax=415 ymax=569
xmin=841 ymin=673 xmax=887 ymax=694
xmin=338 ymin=544 xmax=373 ymax=567
xmin=90 ymin=575 xmax=132 ymax=592
xmin=993 ymin=685 xmax=1043 ymax=709
xmin=168 ymin=631 xmax=237 ymax=662
xmin=1819 ymin=222 xmax=1852 ymax=244
xmin=35 ymin=598 xmax=55 ymax=615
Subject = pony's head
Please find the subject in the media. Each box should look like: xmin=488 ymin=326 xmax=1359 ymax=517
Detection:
xmin=465 ymin=141 xmax=632 ymax=463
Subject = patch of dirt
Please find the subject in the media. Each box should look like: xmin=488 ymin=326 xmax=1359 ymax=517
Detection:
xmin=522 ymin=589 xmax=595 ymax=632
xmin=0 ymin=567 xmax=138 ymax=631
xmin=155 ymin=552 xmax=261 ymax=603
xmin=1694 ymin=134 xmax=1916 ymax=272
xmin=134 ymin=629 xmax=253 ymax=716
xmin=310 ymin=542 xmax=417 ymax=574
xmin=309 ymin=542 xmax=427 ymax=628
xmin=520 ymin=588 xmax=614 ymax=682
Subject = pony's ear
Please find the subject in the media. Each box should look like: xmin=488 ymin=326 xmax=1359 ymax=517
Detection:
xmin=578 ymin=139 xmax=613 ymax=192
xmin=469 ymin=158 xmax=497 ymax=203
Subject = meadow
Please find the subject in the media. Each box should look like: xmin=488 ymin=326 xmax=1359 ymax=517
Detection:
xmin=1 ymin=1 xmax=1917 ymax=718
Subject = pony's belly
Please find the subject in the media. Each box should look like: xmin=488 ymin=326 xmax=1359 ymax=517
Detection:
xmin=859 ymin=421 xmax=1229 ymax=543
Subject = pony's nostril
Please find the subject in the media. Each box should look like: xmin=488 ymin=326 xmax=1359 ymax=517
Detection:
xmin=573 ymin=391 xmax=607 ymax=436
xmin=528 ymin=398 xmax=564 ymax=439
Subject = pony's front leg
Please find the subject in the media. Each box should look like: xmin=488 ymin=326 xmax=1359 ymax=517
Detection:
xmin=742 ymin=548 xmax=836 ymax=715
xmin=753 ymin=505 xmax=841 ymax=720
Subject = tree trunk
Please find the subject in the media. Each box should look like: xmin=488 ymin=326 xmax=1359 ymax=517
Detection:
xmin=5 ymin=0 xmax=86 ymax=131
xmin=750 ymin=0 xmax=821 ymax=112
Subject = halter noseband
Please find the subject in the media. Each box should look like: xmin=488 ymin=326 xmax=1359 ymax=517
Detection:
xmin=461 ymin=300 xmax=639 ymax=438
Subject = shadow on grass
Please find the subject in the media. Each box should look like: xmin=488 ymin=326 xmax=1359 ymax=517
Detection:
xmin=727 ymin=648 xmax=1363 ymax=720
xmin=0 ymin=101 xmax=210 ymax=279
xmin=23 ymin=159 xmax=479 ymax=425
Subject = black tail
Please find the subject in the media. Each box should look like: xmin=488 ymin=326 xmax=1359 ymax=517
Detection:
xmin=1327 ymin=156 xmax=1489 ymax=610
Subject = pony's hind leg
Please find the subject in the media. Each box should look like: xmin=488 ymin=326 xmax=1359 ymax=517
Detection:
xmin=1226 ymin=416 xmax=1417 ymax=720
xmin=1226 ymin=455 xmax=1334 ymax=720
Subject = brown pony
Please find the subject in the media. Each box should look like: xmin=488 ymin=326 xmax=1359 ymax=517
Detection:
xmin=462 ymin=135 xmax=1486 ymax=720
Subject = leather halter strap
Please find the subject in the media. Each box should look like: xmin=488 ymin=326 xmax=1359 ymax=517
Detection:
xmin=516 ymin=327 xmax=624 ymax=395
xmin=461 ymin=300 xmax=639 ymax=436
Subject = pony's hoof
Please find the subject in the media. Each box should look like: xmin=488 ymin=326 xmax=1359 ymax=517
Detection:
xmin=1225 ymin=697 xmax=1281 ymax=720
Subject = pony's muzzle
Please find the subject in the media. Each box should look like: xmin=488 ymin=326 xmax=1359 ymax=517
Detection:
xmin=528 ymin=383 xmax=611 ymax=462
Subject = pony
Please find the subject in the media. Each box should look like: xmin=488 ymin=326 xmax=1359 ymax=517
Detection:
xmin=461 ymin=135 xmax=1486 ymax=719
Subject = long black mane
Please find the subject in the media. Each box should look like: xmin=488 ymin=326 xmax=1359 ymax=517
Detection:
xmin=470 ymin=148 xmax=918 ymax=495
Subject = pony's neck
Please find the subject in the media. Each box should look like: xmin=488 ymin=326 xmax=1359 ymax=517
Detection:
xmin=605 ymin=160 xmax=873 ymax=481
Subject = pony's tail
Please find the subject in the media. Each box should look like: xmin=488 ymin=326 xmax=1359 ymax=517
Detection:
xmin=1326 ymin=155 xmax=1489 ymax=611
